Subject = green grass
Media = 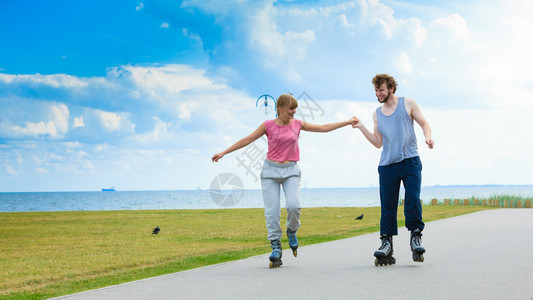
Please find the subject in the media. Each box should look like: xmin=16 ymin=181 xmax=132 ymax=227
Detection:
xmin=429 ymin=195 xmax=532 ymax=207
xmin=0 ymin=205 xmax=494 ymax=299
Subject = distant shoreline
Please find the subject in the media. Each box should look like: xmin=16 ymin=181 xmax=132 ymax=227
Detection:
xmin=426 ymin=184 xmax=533 ymax=188
xmin=1 ymin=186 xmax=532 ymax=212
xmin=1 ymin=184 xmax=533 ymax=193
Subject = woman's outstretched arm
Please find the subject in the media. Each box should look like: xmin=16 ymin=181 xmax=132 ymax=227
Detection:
xmin=212 ymin=123 xmax=266 ymax=162
xmin=301 ymin=116 xmax=358 ymax=133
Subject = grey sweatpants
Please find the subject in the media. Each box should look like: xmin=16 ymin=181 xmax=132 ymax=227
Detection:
xmin=260 ymin=159 xmax=302 ymax=241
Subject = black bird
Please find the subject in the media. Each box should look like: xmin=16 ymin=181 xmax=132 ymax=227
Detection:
xmin=355 ymin=214 xmax=364 ymax=220
xmin=152 ymin=226 xmax=160 ymax=234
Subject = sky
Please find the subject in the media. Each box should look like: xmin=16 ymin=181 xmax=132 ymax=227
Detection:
xmin=1 ymin=0 xmax=532 ymax=192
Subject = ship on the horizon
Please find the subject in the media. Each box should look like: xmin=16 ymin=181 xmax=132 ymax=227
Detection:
xmin=102 ymin=186 xmax=116 ymax=192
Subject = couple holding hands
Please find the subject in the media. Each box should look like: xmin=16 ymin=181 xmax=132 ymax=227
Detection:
xmin=212 ymin=74 xmax=434 ymax=268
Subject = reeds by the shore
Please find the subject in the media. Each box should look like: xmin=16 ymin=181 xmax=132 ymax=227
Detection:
xmin=400 ymin=195 xmax=532 ymax=208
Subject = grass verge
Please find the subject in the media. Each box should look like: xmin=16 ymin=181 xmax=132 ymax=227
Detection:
xmin=1 ymin=205 xmax=493 ymax=299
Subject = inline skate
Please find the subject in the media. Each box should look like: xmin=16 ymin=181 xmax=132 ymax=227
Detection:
xmin=410 ymin=228 xmax=425 ymax=262
xmin=286 ymin=228 xmax=298 ymax=257
xmin=269 ymin=240 xmax=283 ymax=268
xmin=374 ymin=235 xmax=396 ymax=266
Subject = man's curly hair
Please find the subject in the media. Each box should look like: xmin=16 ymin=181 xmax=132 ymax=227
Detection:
xmin=372 ymin=74 xmax=398 ymax=94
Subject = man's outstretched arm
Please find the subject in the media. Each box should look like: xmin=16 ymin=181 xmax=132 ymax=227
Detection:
xmin=353 ymin=111 xmax=383 ymax=149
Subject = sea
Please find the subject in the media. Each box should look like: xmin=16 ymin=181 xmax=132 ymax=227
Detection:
xmin=1 ymin=186 xmax=532 ymax=212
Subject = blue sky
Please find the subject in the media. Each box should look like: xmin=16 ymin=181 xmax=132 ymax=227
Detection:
xmin=1 ymin=0 xmax=532 ymax=192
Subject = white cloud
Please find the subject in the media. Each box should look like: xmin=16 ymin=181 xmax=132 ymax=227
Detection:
xmin=160 ymin=22 xmax=169 ymax=28
xmin=182 ymin=28 xmax=203 ymax=44
xmin=136 ymin=2 xmax=144 ymax=11
xmin=93 ymin=110 xmax=135 ymax=133
xmin=0 ymin=73 xmax=89 ymax=89
xmin=357 ymin=1 xmax=428 ymax=45
xmin=63 ymin=142 xmax=80 ymax=148
xmin=10 ymin=103 xmax=69 ymax=138
xmin=198 ymin=0 xmax=433 ymax=94
xmin=430 ymin=14 xmax=470 ymax=46
xmin=0 ymin=63 xmax=255 ymax=150
xmin=420 ymin=107 xmax=533 ymax=185
xmin=395 ymin=51 xmax=413 ymax=74
xmin=104 ymin=64 xmax=254 ymax=129
xmin=12 ymin=121 xmax=58 ymax=137
xmin=51 ymin=103 xmax=69 ymax=133
xmin=338 ymin=14 xmax=351 ymax=27
xmin=133 ymin=117 xmax=171 ymax=143
xmin=248 ymin=3 xmax=316 ymax=80
xmin=111 ymin=64 xmax=222 ymax=97
xmin=99 ymin=111 xmax=121 ymax=131
xmin=402 ymin=18 xmax=427 ymax=46
xmin=72 ymin=116 xmax=85 ymax=128
xmin=463 ymin=1 xmax=533 ymax=110
xmin=5 ymin=165 xmax=18 ymax=175
xmin=32 ymin=156 xmax=43 ymax=165
xmin=179 ymin=101 xmax=200 ymax=121
xmin=359 ymin=0 xmax=397 ymax=38
xmin=36 ymin=167 xmax=49 ymax=175
xmin=83 ymin=161 xmax=96 ymax=173
xmin=95 ymin=143 xmax=109 ymax=152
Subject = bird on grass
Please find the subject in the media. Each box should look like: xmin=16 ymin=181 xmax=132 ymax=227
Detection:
xmin=355 ymin=214 xmax=364 ymax=220
xmin=152 ymin=226 xmax=160 ymax=234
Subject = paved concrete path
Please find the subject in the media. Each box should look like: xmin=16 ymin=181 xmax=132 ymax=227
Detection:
xmin=56 ymin=209 xmax=533 ymax=300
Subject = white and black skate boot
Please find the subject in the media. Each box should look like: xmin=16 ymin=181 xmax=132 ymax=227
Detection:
xmin=374 ymin=235 xmax=396 ymax=266
xmin=410 ymin=228 xmax=425 ymax=262
xmin=269 ymin=240 xmax=283 ymax=268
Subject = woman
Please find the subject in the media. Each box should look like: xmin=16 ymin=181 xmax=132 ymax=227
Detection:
xmin=212 ymin=94 xmax=358 ymax=268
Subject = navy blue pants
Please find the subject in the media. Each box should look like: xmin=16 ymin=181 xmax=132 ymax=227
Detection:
xmin=378 ymin=156 xmax=425 ymax=236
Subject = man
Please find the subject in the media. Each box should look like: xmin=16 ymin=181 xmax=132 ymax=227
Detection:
xmin=353 ymin=74 xmax=434 ymax=266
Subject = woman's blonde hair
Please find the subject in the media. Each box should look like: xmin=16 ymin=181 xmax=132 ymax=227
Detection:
xmin=276 ymin=94 xmax=298 ymax=116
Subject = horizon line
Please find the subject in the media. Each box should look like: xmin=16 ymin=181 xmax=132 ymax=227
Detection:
xmin=1 ymin=184 xmax=533 ymax=193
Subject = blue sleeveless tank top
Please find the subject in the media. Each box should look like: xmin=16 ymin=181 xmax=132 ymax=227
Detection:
xmin=376 ymin=97 xmax=419 ymax=166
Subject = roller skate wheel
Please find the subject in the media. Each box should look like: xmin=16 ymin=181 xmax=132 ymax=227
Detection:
xmin=412 ymin=253 xmax=424 ymax=262
xmin=292 ymin=249 xmax=298 ymax=257
xmin=269 ymin=260 xmax=282 ymax=268
xmin=375 ymin=257 xmax=396 ymax=266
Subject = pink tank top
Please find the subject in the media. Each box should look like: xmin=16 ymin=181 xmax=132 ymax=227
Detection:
xmin=264 ymin=119 xmax=302 ymax=161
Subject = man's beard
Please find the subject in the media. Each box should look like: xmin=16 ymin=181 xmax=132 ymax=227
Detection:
xmin=378 ymin=92 xmax=391 ymax=103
